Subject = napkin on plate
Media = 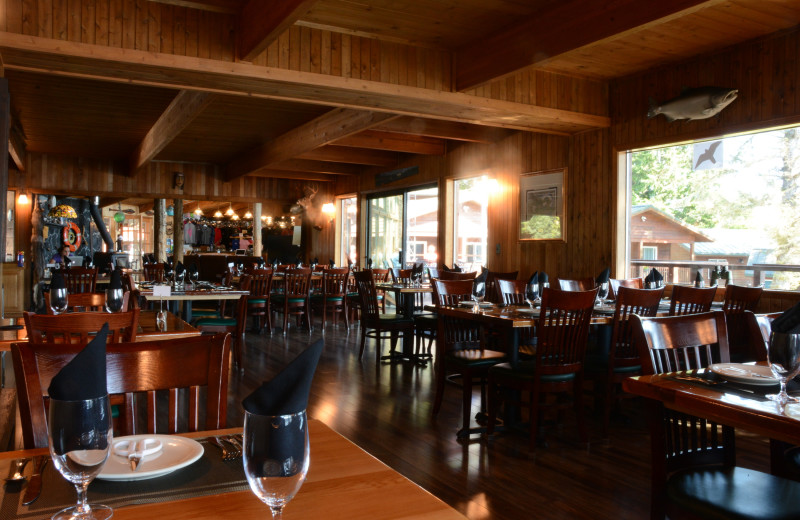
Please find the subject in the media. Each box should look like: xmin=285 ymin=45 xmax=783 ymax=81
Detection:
xmin=694 ymin=270 xmax=704 ymax=286
xmin=526 ymin=271 xmax=539 ymax=299
xmin=440 ymin=264 xmax=451 ymax=272
xmin=596 ymin=267 xmax=610 ymax=285
xmin=653 ymin=268 xmax=664 ymax=287
xmin=771 ymin=302 xmax=800 ymax=334
xmin=329 ymin=259 xmax=335 ymax=268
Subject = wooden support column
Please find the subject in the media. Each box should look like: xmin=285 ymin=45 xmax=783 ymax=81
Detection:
xmin=253 ymin=202 xmax=262 ymax=258
xmin=154 ymin=199 xmax=166 ymax=262
xmin=173 ymin=199 xmax=184 ymax=264
xmin=0 ymin=78 xmax=8 ymax=314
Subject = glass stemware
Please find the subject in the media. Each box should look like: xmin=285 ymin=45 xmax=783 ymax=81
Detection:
xmin=104 ymin=288 xmax=124 ymax=313
xmin=51 ymin=287 xmax=69 ymax=315
xmin=243 ymin=410 xmax=310 ymax=519
xmin=47 ymin=395 xmax=113 ymax=520
xmin=189 ymin=269 xmax=200 ymax=290
xmin=596 ymin=282 xmax=609 ymax=306
xmin=525 ymin=283 xmax=539 ymax=310
xmin=766 ymin=332 xmax=800 ymax=408
xmin=471 ymin=281 xmax=486 ymax=313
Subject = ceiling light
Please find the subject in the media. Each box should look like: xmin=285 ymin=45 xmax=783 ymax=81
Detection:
xmin=214 ymin=209 xmax=223 ymax=218
xmin=194 ymin=206 xmax=203 ymax=215
xmin=244 ymin=210 xmax=253 ymax=219
xmin=232 ymin=213 xmax=240 ymax=221
xmin=226 ymin=204 xmax=234 ymax=216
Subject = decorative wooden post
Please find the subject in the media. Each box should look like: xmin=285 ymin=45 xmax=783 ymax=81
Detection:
xmin=154 ymin=199 xmax=167 ymax=262
xmin=173 ymin=198 xmax=184 ymax=265
xmin=253 ymin=202 xmax=262 ymax=257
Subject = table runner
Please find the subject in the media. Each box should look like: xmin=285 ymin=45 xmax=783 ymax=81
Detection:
xmin=1 ymin=438 xmax=248 ymax=520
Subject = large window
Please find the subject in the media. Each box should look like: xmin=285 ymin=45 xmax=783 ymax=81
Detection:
xmin=627 ymin=124 xmax=800 ymax=290
xmin=338 ymin=196 xmax=357 ymax=267
xmin=453 ymin=177 xmax=490 ymax=272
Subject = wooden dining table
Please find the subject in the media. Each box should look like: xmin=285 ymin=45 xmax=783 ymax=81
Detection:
xmin=375 ymin=282 xmax=434 ymax=360
xmin=0 ymin=420 xmax=466 ymax=520
xmin=137 ymin=284 xmax=249 ymax=322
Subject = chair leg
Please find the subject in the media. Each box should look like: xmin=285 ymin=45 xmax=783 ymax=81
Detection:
xmin=486 ymin=380 xmax=498 ymax=435
xmin=461 ymin=374 xmax=473 ymax=435
xmin=432 ymin=359 xmax=445 ymax=417
xmin=359 ymin=326 xmax=367 ymax=359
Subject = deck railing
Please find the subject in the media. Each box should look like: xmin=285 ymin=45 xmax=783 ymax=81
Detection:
xmin=630 ymin=260 xmax=800 ymax=290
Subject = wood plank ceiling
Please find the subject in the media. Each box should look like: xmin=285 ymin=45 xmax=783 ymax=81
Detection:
xmin=2 ymin=0 xmax=799 ymax=206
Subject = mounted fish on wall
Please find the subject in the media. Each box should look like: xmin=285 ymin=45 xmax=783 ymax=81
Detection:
xmin=647 ymin=87 xmax=738 ymax=122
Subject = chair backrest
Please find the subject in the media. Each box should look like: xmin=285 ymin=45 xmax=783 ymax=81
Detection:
xmin=24 ymin=309 xmax=139 ymax=344
xmin=632 ymin=311 xmax=730 ymax=375
xmin=143 ymin=263 xmax=165 ymax=282
xmin=44 ymin=291 xmax=131 ymax=314
xmin=669 ymin=285 xmax=717 ymax=316
xmin=608 ymin=277 xmax=643 ymax=300
xmin=432 ymin=279 xmax=474 ymax=307
xmin=248 ymin=269 xmax=274 ymax=298
xmin=535 ymin=287 xmax=598 ymax=373
xmin=354 ymin=270 xmax=382 ymax=319
xmin=486 ymin=270 xmax=518 ymax=303
xmin=64 ymin=267 xmax=98 ymax=293
xmin=427 ymin=267 xmax=440 ymax=279
xmin=322 ymin=268 xmax=349 ymax=297
xmin=282 ymin=268 xmax=312 ymax=297
xmin=607 ymin=287 xmax=665 ymax=369
xmin=555 ymin=277 xmax=595 ymax=291
xmin=437 ymin=271 xmax=477 ymax=281
xmin=496 ymin=279 xmax=527 ymax=305
xmin=391 ymin=268 xmax=413 ymax=284
xmin=723 ymin=284 xmax=763 ymax=313
xmin=12 ymin=333 xmax=230 ymax=449
xmin=370 ymin=268 xmax=391 ymax=282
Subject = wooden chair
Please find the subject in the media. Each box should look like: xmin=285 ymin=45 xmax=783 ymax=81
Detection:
xmin=23 ymin=309 xmax=139 ymax=344
xmin=486 ymin=270 xmax=518 ymax=304
xmin=668 ymin=285 xmax=717 ymax=316
xmin=43 ymin=291 xmax=129 ymax=314
xmin=311 ymin=268 xmax=350 ymax=329
xmin=585 ymin=286 xmax=664 ymax=438
xmin=349 ymin=268 xmax=389 ymax=321
xmin=630 ymin=310 xmax=800 ymax=519
xmin=143 ymin=262 xmax=165 ymax=282
xmin=196 ymin=275 xmax=251 ymax=368
xmin=431 ymin=279 xmax=507 ymax=437
xmin=487 ymin=287 xmax=598 ymax=449
xmin=555 ymin=277 xmax=595 ymax=291
xmin=122 ymin=273 xmax=140 ymax=310
xmin=722 ymin=285 xmax=764 ymax=362
xmin=496 ymin=279 xmax=527 ymax=305
xmin=354 ymin=270 xmax=414 ymax=371
xmin=63 ymin=266 xmax=98 ymax=293
xmin=272 ymin=268 xmax=313 ymax=334
xmin=12 ymin=333 xmax=230 ymax=449
xmin=608 ymin=277 xmax=643 ymax=300
xmin=246 ymin=268 xmax=274 ymax=333
xmin=437 ymin=271 xmax=477 ymax=281
xmin=427 ymin=267 xmax=440 ymax=279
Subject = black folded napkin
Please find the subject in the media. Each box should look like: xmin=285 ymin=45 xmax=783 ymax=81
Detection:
xmin=771 ymin=302 xmax=800 ymax=334
xmin=644 ymin=270 xmax=655 ymax=285
xmin=526 ymin=271 xmax=539 ymax=299
xmin=175 ymin=261 xmax=185 ymax=275
xmin=539 ymin=272 xmax=549 ymax=286
xmin=329 ymin=259 xmax=335 ymax=268
xmin=109 ymin=269 xmax=122 ymax=290
xmin=243 ymin=339 xmax=324 ymax=416
xmin=452 ymin=264 xmax=462 ymax=273
xmin=272 ymin=258 xmax=279 ymax=270
xmin=49 ymin=323 xmax=108 ymax=401
xmin=440 ymin=264 xmax=451 ymax=272
xmin=695 ymin=270 xmax=704 ymax=286
xmin=63 ymin=255 xmax=72 ymax=268
xmin=313 ymin=257 xmax=319 ymax=265
xmin=51 ymin=271 xmax=66 ymax=291
xmin=189 ymin=262 xmax=198 ymax=274
xmin=367 ymin=258 xmax=373 ymax=269
xmin=473 ymin=267 xmax=488 ymax=294
xmin=596 ymin=267 xmax=610 ymax=285
xmin=653 ymin=268 xmax=663 ymax=286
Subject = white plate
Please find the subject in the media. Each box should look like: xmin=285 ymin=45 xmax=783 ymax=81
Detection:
xmin=98 ymin=435 xmax=204 ymax=481
xmin=514 ymin=307 xmax=538 ymax=314
xmin=459 ymin=301 xmax=493 ymax=308
xmin=709 ymin=363 xmax=779 ymax=386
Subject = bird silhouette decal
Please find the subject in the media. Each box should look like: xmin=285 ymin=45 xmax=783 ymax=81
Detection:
xmin=695 ymin=141 xmax=722 ymax=169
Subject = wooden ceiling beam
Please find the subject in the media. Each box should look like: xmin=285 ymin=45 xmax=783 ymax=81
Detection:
xmin=270 ymin=158 xmax=362 ymax=176
xmin=456 ymin=0 xmax=725 ymax=90
xmin=8 ymin=118 xmax=25 ymax=171
xmin=146 ymin=0 xmax=240 ymax=14
xmin=225 ymin=108 xmax=396 ymax=181
xmin=238 ymin=0 xmax=319 ymax=62
xmin=0 ymin=33 xmax=610 ymax=134
xmin=130 ymin=90 xmax=215 ymax=176
xmin=333 ymin=130 xmax=446 ymax=155
xmin=246 ymin=169 xmax=335 ymax=182
xmin=373 ymin=117 xmax=509 ymax=143
xmin=299 ymin=146 xmax=399 ymax=167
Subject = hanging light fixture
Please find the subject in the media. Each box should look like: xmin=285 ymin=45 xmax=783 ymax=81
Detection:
xmin=244 ymin=204 xmax=253 ymax=219
xmin=214 ymin=203 xmax=223 ymax=218
xmin=113 ymin=203 xmax=126 ymax=224
xmin=232 ymin=213 xmax=240 ymax=221
xmin=226 ymin=203 xmax=234 ymax=216
xmin=194 ymin=205 xmax=203 ymax=216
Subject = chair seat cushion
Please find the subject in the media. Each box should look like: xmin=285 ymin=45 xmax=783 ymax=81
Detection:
xmin=190 ymin=309 xmax=220 ymax=317
xmin=447 ymin=349 xmax=506 ymax=367
xmin=583 ymin=355 xmax=641 ymax=375
xmin=195 ymin=317 xmax=236 ymax=327
xmin=667 ymin=466 xmax=800 ymax=520
xmin=488 ymin=361 xmax=576 ymax=382
xmin=247 ymin=298 xmax=267 ymax=304
xmin=273 ymin=296 xmax=306 ymax=303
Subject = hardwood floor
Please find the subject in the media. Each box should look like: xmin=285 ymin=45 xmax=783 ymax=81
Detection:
xmin=228 ymin=318 xmax=774 ymax=520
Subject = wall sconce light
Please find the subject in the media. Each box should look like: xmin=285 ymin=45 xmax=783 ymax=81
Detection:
xmin=321 ymin=202 xmax=336 ymax=225
xmin=480 ymin=175 xmax=500 ymax=194
xmin=17 ymin=191 xmax=29 ymax=204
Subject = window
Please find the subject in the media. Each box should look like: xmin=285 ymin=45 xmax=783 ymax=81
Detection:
xmin=626 ymin=123 xmax=800 ymax=289
xmin=454 ymin=177 xmax=490 ymax=271
xmin=338 ymin=196 xmax=357 ymax=267
xmin=5 ymin=191 xmax=15 ymax=262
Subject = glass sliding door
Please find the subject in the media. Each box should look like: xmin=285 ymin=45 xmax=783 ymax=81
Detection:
xmin=368 ymin=194 xmax=403 ymax=269
xmin=339 ymin=196 xmax=358 ymax=267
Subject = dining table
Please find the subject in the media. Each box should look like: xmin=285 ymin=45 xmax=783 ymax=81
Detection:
xmin=137 ymin=283 xmax=249 ymax=322
xmin=0 ymin=420 xmax=467 ymax=520
xmin=375 ymin=282 xmax=434 ymax=360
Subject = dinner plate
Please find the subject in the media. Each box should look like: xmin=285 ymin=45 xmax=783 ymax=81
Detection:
xmin=708 ymin=363 xmax=779 ymax=386
xmin=458 ymin=301 xmax=493 ymax=308
xmin=514 ymin=307 xmax=538 ymax=314
xmin=98 ymin=435 xmax=204 ymax=481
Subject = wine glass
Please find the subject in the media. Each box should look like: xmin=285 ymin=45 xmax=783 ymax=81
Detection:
xmin=766 ymin=332 xmax=800 ymax=408
xmin=596 ymin=282 xmax=609 ymax=306
xmin=47 ymin=395 xmax=113 ymax=520
xmin=243 ymin=410 xmax=310 ymax=519
xmin=525 ymin=283 xmax=539 ymax=310
xmin=51 ymin=287 xmax=69 ymax=315
xmin=471 ymin=281 xmax=486 ymax=313
xmin=190 ymin=269 xmax=200 ymax=290
xmin=104 ymin=288 xmax=124 ymax=313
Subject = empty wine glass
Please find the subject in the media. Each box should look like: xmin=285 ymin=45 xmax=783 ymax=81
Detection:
xmin=51 ymin=287 xmax=69 ymax=315
xmin=525 ymin=283 xmax=539 ymax=310
xmin=104 ymin=288 xmax=124 ymax=313
xmin=190 ymin=269 xmax=200 ymax=289
xmin=766 ymin=332 xmax=800 ymax=408
xmin=596 ymin=282 xmax=609 ymax=306
xmin=472 ymin=281 xmax=486 ymax=313
xmin=244 ymin=410 xmax=310 ymax=519
xmin=48 ymin=395 xmax=113 ymax=520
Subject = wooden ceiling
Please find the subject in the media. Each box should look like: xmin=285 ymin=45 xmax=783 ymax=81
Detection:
xmin=2 ymin=0 xmax=799 ymax=206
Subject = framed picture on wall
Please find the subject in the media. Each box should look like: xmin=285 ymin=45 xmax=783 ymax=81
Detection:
xmin=519 ymin=168 xmax=566 ymax=241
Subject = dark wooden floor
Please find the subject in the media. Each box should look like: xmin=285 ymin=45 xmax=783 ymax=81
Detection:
xmin=227 ymin=317 xmax=773 ymax=520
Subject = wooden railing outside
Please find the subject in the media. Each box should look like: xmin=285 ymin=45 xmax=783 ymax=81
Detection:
xmin=630 ymin=260 xmax=800 ymax=290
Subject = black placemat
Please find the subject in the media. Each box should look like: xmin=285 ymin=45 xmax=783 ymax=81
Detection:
xmin=666 ymin=369 xmax=793 ymax=401
xmin=1 ymin=438 xmax=248 ymax=520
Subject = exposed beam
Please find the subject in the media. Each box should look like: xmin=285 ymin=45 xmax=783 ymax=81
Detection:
xmin=246 ymin=170 xmax=335 ymax=182
xmin=456 ymin=0 xmax=725 ymax=90
xmin=130 ymin=90 xmax=215 ymax=176
xmin=271 ymin=159 xmax=362 ymax=176
xmin=226 ymin=108 xmax=396 ymax=181
xmin=0 ymin=33 xmax=610 ymax=134
xmin=300 ymin=146 xmax=399 ymax=167
xmin=238 ymin=0 xmax=319 ymax=62
xmin=8 ymin=118 xmax=25 ymax=171
xmin=373 ymin=117 xmax=509 ymax=143
xmin=333 ymin=130 xmax=446 ymax=155
xmin=98 ymin=196 xmax=128 ymax=208
xmin=146 ymin=0 xmax=240 ymax=14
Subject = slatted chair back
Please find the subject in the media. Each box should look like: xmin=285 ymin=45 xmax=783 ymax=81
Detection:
xmin=64 ymin=267 xmax=98 ymax=293
xmin=248 ymin=269 xmax=274 ymax=298
xmin=143 ymin=262 xmax=165 ymax=282
xmin=608 ymin=287 xmax=665 ymax=368
xmin=536 ymin=287 xmax=598 ymax=374
xmin=321 ymin=268 xmax=350 ymax=297
xmin=354 ymin=270 xmax=382 ymax=320
xmin=486 ymin=270 xmax=518 ymax=303
xmin=608 ymin=277 xmax=643 ymax=300
xmin=496 ymin=279 xmax=527 ymax=305
xmin=668 ymin=285 xmax=717 ymax=316
xmin=12 ymin=333 xmax=230 ymax=449
xmin=555 ymin=277 xmax=594 ymax=292
xmin=427 ymin=267 xmax=440 ymax=279
xmin=282 ymin=268 xmax=312 ymax=298
xmin=44 ymin=291 xmax=130 ymax=314
xmin=722 ymin=284 xmax=763 ymax=313
xmin=437 ymin=271 xmax=477 ymax=281
xmin=432 ymin=279 xmax=474 ymax=308
xmin=23 ymin=309 xmax=139 ymax=344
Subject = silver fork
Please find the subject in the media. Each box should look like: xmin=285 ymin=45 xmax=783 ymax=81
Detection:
xmin=4 ymin=458 xmax=30 ymax=482
xmin=224 ymin=435 xmax=243 ymax=459
xmin=208 ymin=436 xmax=231 ymax=460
